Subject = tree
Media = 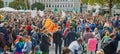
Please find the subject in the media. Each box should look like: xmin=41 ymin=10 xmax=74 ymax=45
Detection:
xmin=31 ymin=2 xmax=45 ymax=11
xmin=82 ymin=0 xmax=120 ymax=16
xmin=9 ymin=0 xmax=27 ymax=10
xmin=0 ymin=0 xmax=3 ymax=8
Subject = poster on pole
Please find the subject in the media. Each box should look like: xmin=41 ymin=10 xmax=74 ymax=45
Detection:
xmin=88 ymin=38 xmax=97 ymax=52
xmin=31 ymin=10 xmax=37 ymax=18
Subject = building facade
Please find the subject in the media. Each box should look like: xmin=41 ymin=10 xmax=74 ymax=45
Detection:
xmin=28 ymin=0 xmax=81 ymax=11
xmin=2 ymin=0 xmax=14 ymax=7
xmin=2 ymin=0 xmax=87 ymax=12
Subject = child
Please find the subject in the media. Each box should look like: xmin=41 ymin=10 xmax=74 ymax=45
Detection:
xmin=15 ymin=37 xmax=24 ymax=54
xmin=22 ymin=36 xmax=32 ymax=54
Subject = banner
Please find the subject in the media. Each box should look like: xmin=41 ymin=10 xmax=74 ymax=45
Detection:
xmin=61 ymin=11 xmax=66 ymax=18
xmin=39 ymin=10 xmax=44 ymax=17
xmin=88 ymin=38 xmax=97 ymax=52
xmin=31 ymin=10 xmax=37 ymax=18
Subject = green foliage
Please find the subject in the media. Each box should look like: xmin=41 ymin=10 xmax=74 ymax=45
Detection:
xmin=0 ymin=0 xmax=3 ymax=8
xmin=31 ymin=2 xmax=45 ymax=11
xmin=9 ymin=0 xmax=27 ymax=10
xmin=82 ymin=0 xmax=120 ymax=6
xmin=82 ymin=0 xmax=120 ymax=16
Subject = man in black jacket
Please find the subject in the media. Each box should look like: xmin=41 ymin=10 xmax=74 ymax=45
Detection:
xmin=53 ymin=27 xmax=63 ymax=54
xmin=65 ymin=27 xmax=78 ymax=46
xmin=40 ymin=30 xmax=51 ymax=54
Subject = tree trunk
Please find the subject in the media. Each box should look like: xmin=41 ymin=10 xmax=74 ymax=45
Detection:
xmin=109 ymin=0 xmax=113 ymax=17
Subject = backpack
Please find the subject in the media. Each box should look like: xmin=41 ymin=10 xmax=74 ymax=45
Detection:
xmin=101 ymin=38 xmax=112 ymax=49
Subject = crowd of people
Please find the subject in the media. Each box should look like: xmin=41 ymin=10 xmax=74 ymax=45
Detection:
xmin=0 ymin=11 xmax=120 ymax=54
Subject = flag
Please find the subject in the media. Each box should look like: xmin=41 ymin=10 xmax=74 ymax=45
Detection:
xmin=61 ymin=11 xmax=66 ymax=18
xmin=44 ymin=18 xmax=58 ymax=33
xmin=54 ymin=7 xmax=58 ymax=13
xmin=63 ymin=21 xmax=70 ymax=36
xmin=31 ymin=10 xmax=37 ymax=18
xmin=39 ymin=10 xmax=44 ymax=17
xmin=72 ymin=8 xmax=77 ymax=14
xmin=43 ymin=18 xmax=52 ymax=28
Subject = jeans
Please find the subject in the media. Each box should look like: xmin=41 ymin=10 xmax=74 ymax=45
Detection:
xmin=55 ymin=42 xmax=62 ymax=54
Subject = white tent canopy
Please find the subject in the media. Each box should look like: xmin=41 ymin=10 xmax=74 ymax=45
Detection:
xmin=0 ymin=7 xmax=17 ymax=11
xmin=18 ymin=10 xmax=32 ymax=12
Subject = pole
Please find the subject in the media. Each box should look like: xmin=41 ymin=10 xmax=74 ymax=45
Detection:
xmin=80 ymin=3 xmax=82 ymax=13
xmin=80 ymin=0 xmax=82 ymax=13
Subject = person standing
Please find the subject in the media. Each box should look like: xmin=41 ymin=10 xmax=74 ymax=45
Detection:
xmin=12 ymin=24 xmax=19 ymax=42
xmin=65 ymin=27 xmax=78 ymax=46
xmin=0 ymin=32 xmax=6 ymax=54
xmin=31 ymin=27 xmax=39 ymax=53
xmin=15 ymin=37 xmax=24 ymax=54
xmin=25 ymin=22 xmax=32 ymax=35
xmin=102 ymin=33 xmax=116 ymax=54
xmin=83 ymin=27 xmax=94 ymax=43
xmin=113 ymin=28 xmax=120 ymax=53
xmin=40 ymin=30 xmax=51 ymax=54
xmin=53 ymin=27 xmax=63 ymax=54
xmin=22 ymin=36 xmax=32 ymax=54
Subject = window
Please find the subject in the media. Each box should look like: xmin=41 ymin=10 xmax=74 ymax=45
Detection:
xmin=68 ymin=4 xmax=70 ymax=7
xmin=52 ymin=4 xmax=54 ymax=7
xmin=65 ymin=4 xmax=67 ymax=7
xmin=49 ymin=4 xmax=51 ymax=7
xmin=60 ymin=5 xmax=62 ymax=7
xmin=46 ymin=4 xmax=48 ymax=7
xmin=57 ymin=5 xmax=59 ymax=7
xmin=71 ymin=4 xmax=73 ymax=7
xmin=63 ymin=4 xmax=64 ymax=7
xmin=55 ymin=5 xmax=57 ymax=7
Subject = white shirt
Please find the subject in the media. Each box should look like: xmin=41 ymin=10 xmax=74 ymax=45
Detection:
xmin=68 ymin=41 xmax=80 ymax=54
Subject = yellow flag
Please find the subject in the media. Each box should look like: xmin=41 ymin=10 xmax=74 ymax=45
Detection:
xmin=43 ymin=18 xmax=52 ymax=28
xmin=43 ymin=18 xmax=58 ymax=33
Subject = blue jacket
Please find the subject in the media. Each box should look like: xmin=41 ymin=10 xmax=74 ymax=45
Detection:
xmin=107 ymin=27 xmax=113 ymax=33
xmin=89 ymin=23 xmax=96 ymax=32
xmin=15 ymin=42 xmax=24 ymax=53
xmin=113 ymin=20 xmax=118 ymax=27
xmin=32 ymin=32 xmax=39 ymax=47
